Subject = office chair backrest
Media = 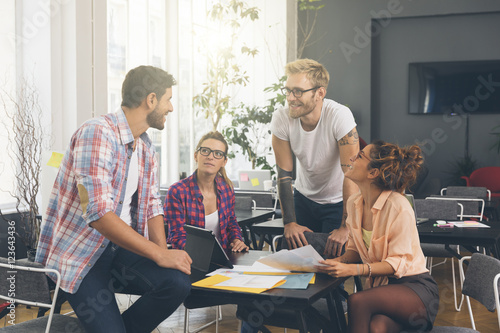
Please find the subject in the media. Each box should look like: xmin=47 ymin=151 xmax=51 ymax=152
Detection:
xmin=0 ymin=258 xmax=52 ymax=304
xmin=234 ymin=195 xmax=254 ymax=211
xmin=415 ymin=199 xmax=461 ymax=220
xmin=462 ymin=253 xmax=500 ymax=312
xmin=0 ymin=257 xmax=84 ymax=333
xmin=444 ymin=186 xmax=489 ymax=200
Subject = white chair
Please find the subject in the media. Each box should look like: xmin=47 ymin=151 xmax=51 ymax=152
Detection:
xmin=184 ymin=305 xmax=222 ymax=333
xmin=0 ymin=258 xmax=84 ymax=333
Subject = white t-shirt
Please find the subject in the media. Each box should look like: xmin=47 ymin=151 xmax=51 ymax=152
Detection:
xmin=120 ymin=148 xmax=139 ymax=226
xmin=271 ymin=98 xmax=356 ymax=204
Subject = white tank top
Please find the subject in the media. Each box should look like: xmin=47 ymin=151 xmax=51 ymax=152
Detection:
xmin=204 ymin=210 xmax=221 ymax=241
xmin=120 ymin=148 xmax=139 ymax=226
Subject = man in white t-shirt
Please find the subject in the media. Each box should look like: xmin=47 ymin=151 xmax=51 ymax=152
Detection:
xmin=271 ymin=59 xmax=359 ymax=257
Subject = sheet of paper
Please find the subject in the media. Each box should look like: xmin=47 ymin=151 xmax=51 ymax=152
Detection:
xmin=215 ymin=275 xmax=285 ymax=289
xmin=275 ymin=273 xmax=315 ymax=289
xmin=257 ymin=245 xmax=328 ymax=272
xmin=448 ymin=221 xmax=490 ymax=228
xmin=193 ymin=274 xmax=286 ymax=294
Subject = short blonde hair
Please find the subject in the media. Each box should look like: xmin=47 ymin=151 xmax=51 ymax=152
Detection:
xmin=285 ymin=59 xmax=329 ymax=91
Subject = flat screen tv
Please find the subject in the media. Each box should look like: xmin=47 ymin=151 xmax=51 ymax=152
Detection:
xmin=408 ymin=60 xmax=500 ymax=114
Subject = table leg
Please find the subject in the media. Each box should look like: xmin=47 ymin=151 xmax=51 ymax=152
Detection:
xmin=327 ymin=288 xmax=347 ymax=333
xmin=297 ymin=310 xmax=308 ymax=333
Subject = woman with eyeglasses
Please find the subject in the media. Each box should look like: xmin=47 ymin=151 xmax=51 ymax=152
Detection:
xmin=164 ymin=131 xmax=248 ymax=252
xmin=315 ymin=140 xmax=439 ymax=332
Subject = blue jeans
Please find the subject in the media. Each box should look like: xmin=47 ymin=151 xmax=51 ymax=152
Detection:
xmin=65 ymin=243 xmax=191 ymax=333
xmin=294 ymin=190 xmax=343 ymax=233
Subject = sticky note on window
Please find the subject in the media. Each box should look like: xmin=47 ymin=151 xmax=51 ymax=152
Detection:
xmin=251 ymin=178 xmax=260 ymax=187
xmin=240 ymin=173 xmax=249 ymax=182
xmin=47 ymin=152 xmax=64 ymax=168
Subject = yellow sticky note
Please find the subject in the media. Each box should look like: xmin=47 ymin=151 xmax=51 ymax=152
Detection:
xmin=47 ymin=152 xmax=64 ymax=168
xmin=251 ymin=178 xmax=260 ymax=187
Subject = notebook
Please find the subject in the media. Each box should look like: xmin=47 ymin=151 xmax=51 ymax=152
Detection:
xmin=404 ymin=194 xmax=429 ymax=225
xmin=238 ymin=170 xmax=271 ymax=191
xmin=184 ymin=225 xmax=233 ymax=282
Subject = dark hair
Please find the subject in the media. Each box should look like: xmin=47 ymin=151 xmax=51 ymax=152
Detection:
xmin=121 ymin=66 xmax=176 ymax=108
xmin=368 ymin=140 xmax=424 ymax=193
xmin=195 ymin=131 xmax=233 ymax=189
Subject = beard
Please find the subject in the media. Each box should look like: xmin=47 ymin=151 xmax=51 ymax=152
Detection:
xmin=146 ymin=106 xmax=166 ymax=130
xmin=288 ymin=97 xmax=317 ymax=119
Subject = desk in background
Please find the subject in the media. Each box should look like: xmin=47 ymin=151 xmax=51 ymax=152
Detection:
xmin=235 ymin=209 xmax=275 ymax=249
xmin=186 ymin=250 xmax=346 ymax=333
xmin=418 ymin=220 xmax=500 ymax=259
xmin=251 ymin=218 xmax=285 ymax=250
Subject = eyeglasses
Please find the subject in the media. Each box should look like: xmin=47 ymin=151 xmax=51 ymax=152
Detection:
xmin=197 ymin=147 xmax=226 ymax=159
xmin=280 ymin=86 xmax=320 ymax=98
xmin=351 ymin=150 xmax=371 ymax=163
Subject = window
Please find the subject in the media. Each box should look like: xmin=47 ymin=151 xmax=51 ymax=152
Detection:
xmin=106 ymin=0 xmax=287 ymax=186
xmin=0 ymin=2 xmax=18 ymax=209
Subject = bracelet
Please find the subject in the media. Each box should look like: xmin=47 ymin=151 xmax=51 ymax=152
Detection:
xmin=366 ymin=263 xmax=372 ymax=278
xmin=356 ymin=264 xmax=360 ymax=276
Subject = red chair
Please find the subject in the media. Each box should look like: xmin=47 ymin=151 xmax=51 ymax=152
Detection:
xmin=462 ymin=167 xmax=500 ymax=198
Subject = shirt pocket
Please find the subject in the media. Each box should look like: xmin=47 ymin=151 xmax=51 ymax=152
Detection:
xmin=368 ymin=234 xmax=388 ymax=262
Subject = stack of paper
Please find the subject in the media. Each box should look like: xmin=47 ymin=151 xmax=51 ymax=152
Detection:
xmin=448 ymin=221 xmax=490 ymax=228
xmin=193 ymin=259 xmax=316 ymax=293
xmin=257 ymin=245 xmax=327 ymax=272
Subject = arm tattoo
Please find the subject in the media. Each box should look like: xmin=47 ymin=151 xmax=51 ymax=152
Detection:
xmin=277 ymin=165 xmax=297 ymax=225
xmin=341 ymin=212 xmax=348 ymax=228
xmin=338 ymin=128 xmax=359 ymax=146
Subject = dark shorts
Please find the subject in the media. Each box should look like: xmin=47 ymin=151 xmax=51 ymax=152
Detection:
xmin=388 ymin=272 xmax=440 ymax=329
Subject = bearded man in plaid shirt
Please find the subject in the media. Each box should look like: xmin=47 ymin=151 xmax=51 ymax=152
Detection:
xmin=36 ymin=66 xmax=192 ymax=333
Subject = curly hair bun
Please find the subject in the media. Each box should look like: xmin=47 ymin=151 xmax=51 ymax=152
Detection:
xmin=369 ymin=140 xmax=424 ymax=193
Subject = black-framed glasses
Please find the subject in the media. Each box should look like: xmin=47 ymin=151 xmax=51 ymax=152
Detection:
xmin=280 ymin=86 xmax=320 ymax=98
xmin=197 ymin=147 xmax=226 ymax=159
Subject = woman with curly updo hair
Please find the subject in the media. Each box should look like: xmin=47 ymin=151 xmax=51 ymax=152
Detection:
xmin=316 ymin=140 xmax=439 ymax=332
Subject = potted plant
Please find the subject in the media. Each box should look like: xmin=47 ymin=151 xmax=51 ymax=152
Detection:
xmin=448 ymin=154 xmax=478 ymax=186
xmin=223 ymin=76 xmax=286 ymax=175
xmin=0 ymin=78 xmax=49 ymax=259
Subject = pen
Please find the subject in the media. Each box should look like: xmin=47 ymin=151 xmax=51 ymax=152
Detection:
xmin=433 ymin=224 xmax=454 ymax=228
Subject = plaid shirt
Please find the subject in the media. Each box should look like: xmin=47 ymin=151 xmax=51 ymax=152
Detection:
xmin=164 ymin=172 xmax=242 ymax=251
xmin=35 ymin=110 xmax=163 ymax=293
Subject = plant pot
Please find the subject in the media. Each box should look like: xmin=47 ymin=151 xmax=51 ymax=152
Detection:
xmin=27 ymin=248 xmax=37 ymax=262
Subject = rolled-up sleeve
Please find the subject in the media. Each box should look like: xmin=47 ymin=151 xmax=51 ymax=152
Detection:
xmin=72 ymin=124 xmax=116 ymax=224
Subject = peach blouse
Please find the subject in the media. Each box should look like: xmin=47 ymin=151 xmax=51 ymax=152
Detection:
xmin=346 ymin=190 xmax=428 ymax=288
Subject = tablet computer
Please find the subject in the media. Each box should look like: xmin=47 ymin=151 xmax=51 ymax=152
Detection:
xmin=184 ymin=225 xmax=233 ymax=281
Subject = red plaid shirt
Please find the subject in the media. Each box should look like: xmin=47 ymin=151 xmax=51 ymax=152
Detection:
xmin=164 ymin=172 xmax=243 ymax=251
